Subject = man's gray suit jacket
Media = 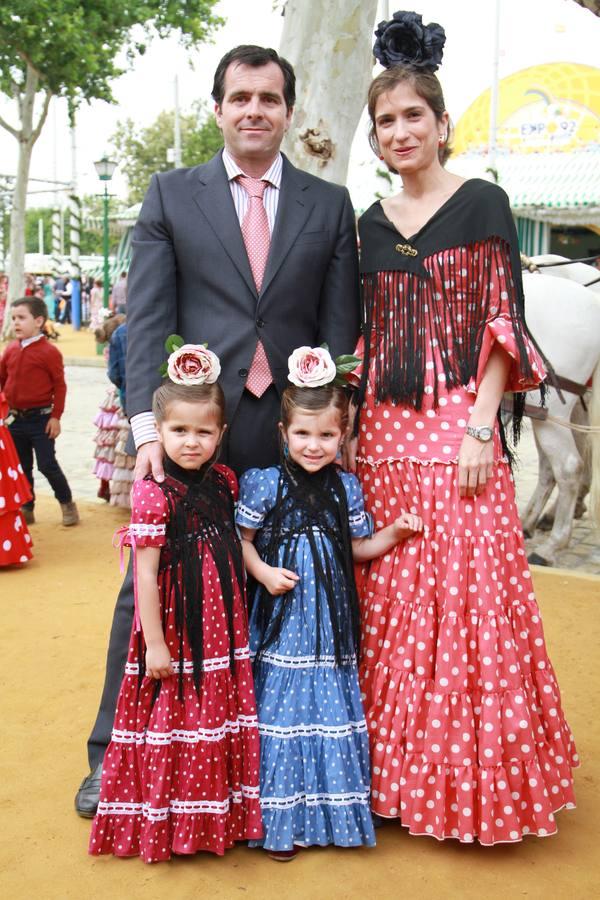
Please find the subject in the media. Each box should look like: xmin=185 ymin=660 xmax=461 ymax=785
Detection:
xmin=126 ymin=150 xmax=360 ymax=428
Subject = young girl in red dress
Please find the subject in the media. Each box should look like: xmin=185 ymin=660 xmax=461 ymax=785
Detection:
xmin=0 ymin=391 xmax=33 ymax=566
xmin=89 ymin=345 xmax=262 ymax=863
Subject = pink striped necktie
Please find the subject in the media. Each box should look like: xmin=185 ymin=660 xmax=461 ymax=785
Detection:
xmin=238 ymin=174 xmax=273 ymax=398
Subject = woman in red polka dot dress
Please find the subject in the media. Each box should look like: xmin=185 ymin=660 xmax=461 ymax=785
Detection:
xmin=349 ymin=14 xmax=578 ymax=845
xmin=89 ymin=351 xmax=262 ymax=863
xmin=0 ymin=391 xmax=33 ymax=566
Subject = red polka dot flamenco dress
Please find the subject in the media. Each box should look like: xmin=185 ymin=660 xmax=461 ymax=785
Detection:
xmin=89 ymin=464 xmax=262 ymax=862
xmin=354 ymin=194 xmax=578 ymax=845
xmin=0 ymin=392 xmax=33 ymax=566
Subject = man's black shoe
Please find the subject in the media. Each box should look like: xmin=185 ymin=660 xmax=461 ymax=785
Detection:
xmin=74 ymin=763 xmax=102 ymax=818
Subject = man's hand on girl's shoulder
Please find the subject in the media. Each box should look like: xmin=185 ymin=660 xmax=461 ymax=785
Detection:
xmin=135 ymin=440 xmax=165 ymax=482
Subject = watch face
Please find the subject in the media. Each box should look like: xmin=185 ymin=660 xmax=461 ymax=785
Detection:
xmin=479 ymin=426 xmax=493 ymax=441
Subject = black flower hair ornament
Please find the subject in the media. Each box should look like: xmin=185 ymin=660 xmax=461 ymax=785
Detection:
xmin=373 ymin=10 xmax=446 ymax=73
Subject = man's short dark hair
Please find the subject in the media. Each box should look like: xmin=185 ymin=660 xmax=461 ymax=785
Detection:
xmin=212 ymin=45 xmax=296 ymax=110
xmin=12 ymin=296 xmax=48 ymax=324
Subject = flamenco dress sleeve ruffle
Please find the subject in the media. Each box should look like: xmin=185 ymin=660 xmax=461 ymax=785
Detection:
xmin=466 ymin=258 xmax=546 ymax=395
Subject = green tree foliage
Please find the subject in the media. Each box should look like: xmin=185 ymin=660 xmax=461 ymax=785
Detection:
xmin=0 ymin=2 xmax=223 ymax=108
xmin=23 ymin=201 xmax=124 ymax=256
xmin=112 ymin=103 xmax=223 ymax=204
xmin=25 ymin=207 xmax=52 ymax=254
xmin=0 ymin=0 xmax=223 ymax=329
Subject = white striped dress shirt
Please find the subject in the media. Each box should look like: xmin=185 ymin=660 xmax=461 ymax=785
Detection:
xmin=131 ymin=150 xmax=283 ymax=449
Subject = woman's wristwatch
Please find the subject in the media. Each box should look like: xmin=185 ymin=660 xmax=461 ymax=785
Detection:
xmin=465 ymin=424 xmax=493 ymax=442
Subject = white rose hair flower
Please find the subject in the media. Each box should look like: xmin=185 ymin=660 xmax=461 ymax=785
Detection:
xmin=288 ymin=346 xmax=337 ymax=387
xmin=159 ymin=335 xmax=221 ymax=385
xmin=287 ymin=345 xmax=360 ymax=388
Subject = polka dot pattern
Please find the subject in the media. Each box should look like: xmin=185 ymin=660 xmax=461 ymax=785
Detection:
xmin=0 ymin=394 xmax=33 ymax=567
xmin=353 ymin=254 xmax=578 ymax=845
xmin=237 ymin=466 xmax=376 ymax=851
xmin=89 ymin=469 xmax=263 ymax=863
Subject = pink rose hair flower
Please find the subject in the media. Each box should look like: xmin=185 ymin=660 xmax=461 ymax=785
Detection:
xmin=167 ymin=344 xmax=221 ymax=385
xmin=288 ymin=346 xmax=337 ymax=388
xmin=286 ymin=345 xmax=360 ymax=388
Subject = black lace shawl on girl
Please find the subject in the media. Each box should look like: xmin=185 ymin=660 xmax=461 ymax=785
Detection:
xmin=356 ymin=178 xmax=546 ymax=452
xmin=148 ymin=458 xmax=245 ymax=699
xmin=254 ymin=461 xmax=361 ymax=668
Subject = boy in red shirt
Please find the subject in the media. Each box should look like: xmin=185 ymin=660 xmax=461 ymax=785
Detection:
xmin=0 ymin=297 xmax=79 ymax=526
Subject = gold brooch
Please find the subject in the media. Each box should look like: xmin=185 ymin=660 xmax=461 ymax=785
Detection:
xmin=395 ymin=243 xmax=418 ymax=257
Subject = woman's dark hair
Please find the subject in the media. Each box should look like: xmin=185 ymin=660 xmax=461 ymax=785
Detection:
xmin=11 ymin=296 xmax=48 ymax=324
xmin=368 ymin=66 xmax=453 ymax=167
xmin=212 ymin=45 xmax=296 ymax=111
xmin=152 ymin=381 xmax=226 ymax=428
xmin=280 ymin=384 xmax=349 ymax=435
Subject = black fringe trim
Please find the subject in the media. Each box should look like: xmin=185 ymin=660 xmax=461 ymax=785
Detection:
xmin=254 ymin=462 xmax=361 ymax=668
xmin=356 ymin=238 xmax=542 ymax=455
xmin=154 ymin=468 xmax=245 ymax=699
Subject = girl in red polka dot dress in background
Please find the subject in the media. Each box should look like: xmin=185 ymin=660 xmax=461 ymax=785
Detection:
xmin=0 ymin=391 xmax=33 ymax=566
xmin=89 ymin=345 xmax=262 ymax=863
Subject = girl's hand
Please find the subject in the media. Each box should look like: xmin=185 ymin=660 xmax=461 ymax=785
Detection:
xmin=145 ymin=641 xmax=174 ymax=680
xmin=458 ymin=433 xmax=494 ymax=498
xmin=260 ymin=565 xmax=299 ymax=596
xmin=393 ymin=511 xmax=424 ymax=541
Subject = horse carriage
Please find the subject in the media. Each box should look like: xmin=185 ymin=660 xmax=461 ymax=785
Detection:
xmin=514 ymin=255 xmax=600 ymax=566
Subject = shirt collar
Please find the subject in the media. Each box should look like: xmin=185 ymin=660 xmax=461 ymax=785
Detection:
xmin=21 ymin=333 xmax=45 ymax=348
xmin=222 ymin=147 xmax=282 ymax=189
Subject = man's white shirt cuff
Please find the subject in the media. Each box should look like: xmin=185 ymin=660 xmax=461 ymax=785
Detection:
xmin=131 ymin=411 xmax=159 ymax=448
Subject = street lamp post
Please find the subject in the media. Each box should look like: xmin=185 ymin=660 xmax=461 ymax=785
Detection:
xmin=93 ymin=155 xmax=118 ymax=308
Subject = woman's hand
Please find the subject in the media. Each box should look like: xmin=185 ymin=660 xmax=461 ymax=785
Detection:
xmin=260 ymin=564 xmax=299 ymax=596
xmin=458 ymin=433 xmax=494 ymax=497
xmin=393 ymin=511 xmax=424 ymax=540
xmin=145 ymin=640 xmax=174 ymax=680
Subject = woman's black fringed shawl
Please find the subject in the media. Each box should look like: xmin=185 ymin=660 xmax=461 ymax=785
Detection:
xmin=356 ymin=179 xmax=545 ymax=452
xmin=150 ymin=458 xmax=245 ymax=698
xmin=253 ymin=462 xmax=361 ymax=668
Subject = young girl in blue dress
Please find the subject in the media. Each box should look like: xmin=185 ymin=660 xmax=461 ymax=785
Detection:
xmin=237 ymin=347 xmax=423 ymax=860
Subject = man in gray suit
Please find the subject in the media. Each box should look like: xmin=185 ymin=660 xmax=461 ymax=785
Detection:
xmin=75 ymin=45 xmax=359 ymax=816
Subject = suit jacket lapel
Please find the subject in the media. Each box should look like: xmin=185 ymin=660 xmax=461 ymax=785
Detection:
xmin=260 ymin=156 xmax=313 ymax=299
xmin=191 ymin=152 xmax=257 ymax=298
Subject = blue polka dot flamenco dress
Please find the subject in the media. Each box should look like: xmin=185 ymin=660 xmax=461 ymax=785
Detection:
xmin=237 ymin=463 xmax=376 ymax=852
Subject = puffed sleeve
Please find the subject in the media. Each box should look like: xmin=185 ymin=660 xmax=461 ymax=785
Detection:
xmin=467 ymin=240 xmax=546 ymax=395
xmin=340 ymin=471 xmax=373 ymax=539
xmin=236 ymin=467 xmax=279 ymax=531
xmin=127 ymin=479 xmax=168 ymax=547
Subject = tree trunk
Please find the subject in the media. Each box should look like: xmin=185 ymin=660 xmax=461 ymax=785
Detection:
xmin=280 ymin=0 xmax=378 ymax=185
xmin=1 ymin=63 xmax=52 ymax=336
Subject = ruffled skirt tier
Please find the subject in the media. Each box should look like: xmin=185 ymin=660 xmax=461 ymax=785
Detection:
xmin=89 ymin=660 xmax=262 ymax=862
xmin=251 ymin=657 xmax=376 ymax=851
xmin=357 ymin=456 xmax=578 ymax=844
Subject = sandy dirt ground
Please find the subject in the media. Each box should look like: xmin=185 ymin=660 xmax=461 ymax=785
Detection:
xmin=0 ymin=495 xmax=599 ymax=900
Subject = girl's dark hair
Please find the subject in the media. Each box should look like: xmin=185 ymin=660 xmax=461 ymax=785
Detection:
xmin=152 ymin=381 xmax=226 ymax=428
xmin=367 ymin=66 xmax=453 ymax=167
xmin=280 ymin=384 xmax=349 ymax=433
xmin=11 ymin=296 xmax=48 ymax=324
xmin=212 ymin=45 xmax=296 ymax=111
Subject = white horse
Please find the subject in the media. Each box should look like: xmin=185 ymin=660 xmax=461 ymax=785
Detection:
xmin=519 ymin=258 xmax=600 ymax=566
